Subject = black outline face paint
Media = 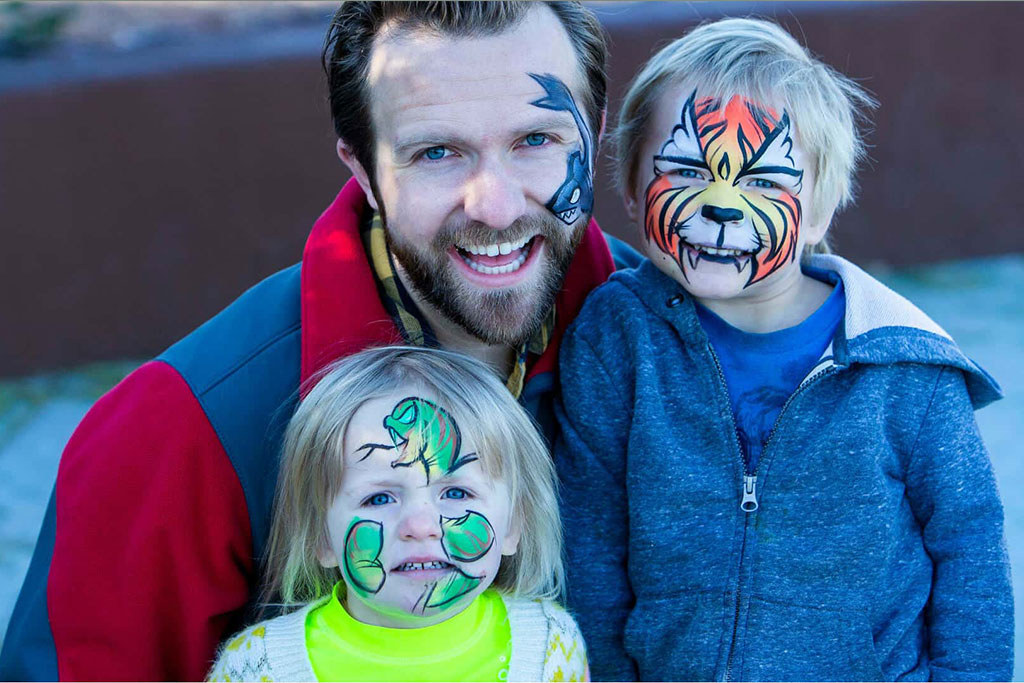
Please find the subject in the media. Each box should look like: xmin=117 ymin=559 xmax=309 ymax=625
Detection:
xmin=644 ymin=91 xmax=804 ymax=288
xmin=343 ymin=519 xmax=387 ymax=596
xmin=528 ymin=73 xmax=594 ymax=225
xmin=382 ymin=397 xmax=478 ymax=484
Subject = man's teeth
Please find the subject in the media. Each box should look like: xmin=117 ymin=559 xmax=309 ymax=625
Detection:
xmin=396 ymin=561 xmax=451 ymax=572
xmin=461 ymin=235 xmax=532 ymax=257
xmin=458 ymin=237 xmax=533 ymax=275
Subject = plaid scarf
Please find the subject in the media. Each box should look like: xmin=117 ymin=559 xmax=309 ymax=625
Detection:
xmin=361 ymin=212 xmax=554 ymax=398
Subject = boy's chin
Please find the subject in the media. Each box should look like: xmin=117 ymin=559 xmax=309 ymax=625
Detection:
xmin=650 ymin=252 xmax=754 ymax=300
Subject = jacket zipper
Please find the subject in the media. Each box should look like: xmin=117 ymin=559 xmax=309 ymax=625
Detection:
xmin=714 ymin=346 xmax=839 ymax=682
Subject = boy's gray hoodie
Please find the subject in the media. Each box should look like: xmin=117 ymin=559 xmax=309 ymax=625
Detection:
xmin=555 ymin=255 xmax=1011 ymax=682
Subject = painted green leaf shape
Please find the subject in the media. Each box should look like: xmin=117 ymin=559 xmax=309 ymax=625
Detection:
xmin=343 ymin=519 xmax=386 ymax=596
xmin=425 ymin=567 xmax=482 ymax=609
xmin=441 ymin=511 xmax=494 ymax=562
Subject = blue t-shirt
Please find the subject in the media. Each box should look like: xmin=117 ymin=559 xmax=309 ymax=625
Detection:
xmin=695 ymin=273 xmax=845 ymax=471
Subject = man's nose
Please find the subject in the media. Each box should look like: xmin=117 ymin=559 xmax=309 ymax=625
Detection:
xmin=462 ymin=158 xmax=527 ymax=231
xmin=701 ymin=204 xmax=744 ymax=224
xmin=398 ymin=501 xmax=442 ymax=541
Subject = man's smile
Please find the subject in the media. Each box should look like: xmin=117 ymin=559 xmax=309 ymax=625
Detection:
xmin=449 ymin=235 xmax=543 ymax=284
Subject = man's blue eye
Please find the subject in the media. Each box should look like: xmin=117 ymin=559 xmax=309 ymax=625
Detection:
xmin=525 ymin=133 xmax=547 ymax=147
xmin=424 ymin=147 xmax=447 ymax=160
xmin=368 ymin=493 xmax=392 ymax=506
xmin=442 ymin=488 xmax=468 ymax=500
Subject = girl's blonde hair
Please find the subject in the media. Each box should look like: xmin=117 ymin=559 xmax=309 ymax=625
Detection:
xmin=261 ymin=346 xmax=564 ymax=611
xmin=614 ymin=17 xmax=877 ymax=252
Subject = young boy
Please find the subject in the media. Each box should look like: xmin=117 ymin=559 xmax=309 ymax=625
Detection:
xmin=555 ymin=18 xmax=1012 ymax=682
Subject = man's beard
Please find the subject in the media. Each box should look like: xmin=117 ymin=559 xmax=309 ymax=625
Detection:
xmin=386 ymin=212 xmax=586 ymax=347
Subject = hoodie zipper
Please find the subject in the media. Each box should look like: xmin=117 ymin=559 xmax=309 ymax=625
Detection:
xmin=715 ymin=346 xmax=839 ymax=682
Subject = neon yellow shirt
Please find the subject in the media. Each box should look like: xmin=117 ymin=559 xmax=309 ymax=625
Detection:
xmin=305 ymin=583 xmax=512 ymax=681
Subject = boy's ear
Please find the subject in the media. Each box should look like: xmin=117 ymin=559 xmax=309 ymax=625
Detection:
xmin=336 ymin=139 xmax=379 ymax=211
xmin=624 ymin=189 xmax=640 ymax=224
xmin=803 ymin=201 xmax=837 ymax=247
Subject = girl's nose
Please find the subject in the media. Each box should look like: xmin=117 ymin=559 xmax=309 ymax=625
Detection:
xmin=398 ymin=502 xmax=442 ymax=541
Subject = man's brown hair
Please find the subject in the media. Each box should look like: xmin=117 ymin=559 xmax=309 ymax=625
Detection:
xmin=321 ymin=1 xmax=608 ymax=188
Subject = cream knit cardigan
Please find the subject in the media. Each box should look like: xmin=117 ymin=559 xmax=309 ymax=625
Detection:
xmin=208 ymin=595 xmax=588 ymax=682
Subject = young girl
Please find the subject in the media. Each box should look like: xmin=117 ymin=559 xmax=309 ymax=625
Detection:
xmin=208 ymin=346 xmax=588 ymax=681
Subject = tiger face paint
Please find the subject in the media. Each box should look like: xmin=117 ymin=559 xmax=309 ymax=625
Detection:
xmin=642 ymin=90 xmax=811 ymax=296
xmin=323 ymin=390 xmax=519 ymax=628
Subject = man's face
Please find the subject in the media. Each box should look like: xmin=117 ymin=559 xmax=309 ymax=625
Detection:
xmin=635 ymin=84 xmax=825 ymax=302
xmin=361 ymin=6 xmax=593 ymax=346
xmin=321 ymin=389 xmax=519 ymax=628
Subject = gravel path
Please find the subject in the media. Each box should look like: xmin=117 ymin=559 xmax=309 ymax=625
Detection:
xmin=1 ymin=255 xmax=1022 ymax=676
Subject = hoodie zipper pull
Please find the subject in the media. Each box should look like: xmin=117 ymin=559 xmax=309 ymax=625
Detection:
xmin=741 ymin=475 xmax=758 ymax=512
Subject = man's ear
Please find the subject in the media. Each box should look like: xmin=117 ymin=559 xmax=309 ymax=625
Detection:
xmin=336 ymin=139 xmax=379 ymax=211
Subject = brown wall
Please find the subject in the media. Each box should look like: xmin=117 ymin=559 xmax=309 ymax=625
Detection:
xmin=1 ymin=2 xmax=1022 ymax=377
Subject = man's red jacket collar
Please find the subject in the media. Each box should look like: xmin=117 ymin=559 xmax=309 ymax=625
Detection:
xmin=300 ymin=178 xmax=615 ymax=387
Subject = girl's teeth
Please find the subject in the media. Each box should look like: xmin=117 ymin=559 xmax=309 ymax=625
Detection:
xmin=398 ymin=561 xmax=449 ymax=571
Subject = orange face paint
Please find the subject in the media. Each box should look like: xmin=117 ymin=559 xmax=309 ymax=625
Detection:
xmin=644 ymin=91 xmax=804 ymax=287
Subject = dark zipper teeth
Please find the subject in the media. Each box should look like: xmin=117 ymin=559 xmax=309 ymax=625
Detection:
xmin=714 ymin=345 xmax=838 ymax=681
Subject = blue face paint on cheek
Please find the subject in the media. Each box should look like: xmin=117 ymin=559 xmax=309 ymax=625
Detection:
xmin=528 ymin=73 xmax=594 ymax=225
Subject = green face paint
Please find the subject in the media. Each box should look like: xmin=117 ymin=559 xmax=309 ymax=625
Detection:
xmin=441 ymin=511 xmax=495 ymax=562
xmin=343 ymin=519 xmax=386 ymax=596
xmin=384 ymin=397 xmax=477 ymax=482
xmin=423 ymin=567 xmax=482 ymax=609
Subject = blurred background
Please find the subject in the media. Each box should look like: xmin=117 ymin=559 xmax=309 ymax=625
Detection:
xmin=1 ymin=0 xmax=1022 ymax=674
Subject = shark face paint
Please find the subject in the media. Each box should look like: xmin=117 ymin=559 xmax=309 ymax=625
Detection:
xmin=327 ymin=391 xmax=517 ymax=628
xmin=529 ymin=73 xmax=594 ymax=225
xmin=645 ymin=91 xmax=804 ymax=288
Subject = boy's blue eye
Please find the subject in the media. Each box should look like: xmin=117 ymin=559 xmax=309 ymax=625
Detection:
xmin=525 ymin=133 xmax=547 ymax=147
xmin=423 ymin=146 xmax=448 ymax=160
xmin=367 ymin=493 xmax=394 ymax=506
xmin=442 ymin=488 xmax=469 ymax=500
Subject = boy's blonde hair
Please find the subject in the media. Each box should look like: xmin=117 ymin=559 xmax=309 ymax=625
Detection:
xmin=615 ymin=17 xmax=877 ymax=249
xmin=262 ymin=346 xmax=564 ymax=610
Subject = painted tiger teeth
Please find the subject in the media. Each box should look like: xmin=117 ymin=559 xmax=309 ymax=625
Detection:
xmin=396 ymin=561 xmax=451 ymax=572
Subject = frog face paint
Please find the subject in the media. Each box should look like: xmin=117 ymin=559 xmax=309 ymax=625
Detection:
xmin=326 ymin=391 xmax=517 ymax=628
xmin=644 ymin=91 xmax=805 ymax=288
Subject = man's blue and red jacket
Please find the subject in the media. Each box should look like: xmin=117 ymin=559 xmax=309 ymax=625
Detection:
xmin=0 ymin=179 xmax=623 ymax=681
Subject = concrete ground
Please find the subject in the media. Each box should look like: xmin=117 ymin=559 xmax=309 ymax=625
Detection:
xmin=1 ymin=254 xmax=1022 ymax=675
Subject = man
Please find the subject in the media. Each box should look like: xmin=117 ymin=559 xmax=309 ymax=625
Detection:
xmin=0 ymin=2 xmax=637 ymax=680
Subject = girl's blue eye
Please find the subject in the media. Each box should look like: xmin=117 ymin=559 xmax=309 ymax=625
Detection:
xmin=675 ymin=168 xmax=701 ymax=179
xmin=367 ymin=493 xmax=393 ymax=506
xmin=423 ymin=146 xmax=448 ymax=160
xmin=751 ymin=178 xmax=778 ymax=189
xmin=442 ymin=488 xmax=469 ymax=500
xmin=525 ymin=133 xmax=547 ymax=147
